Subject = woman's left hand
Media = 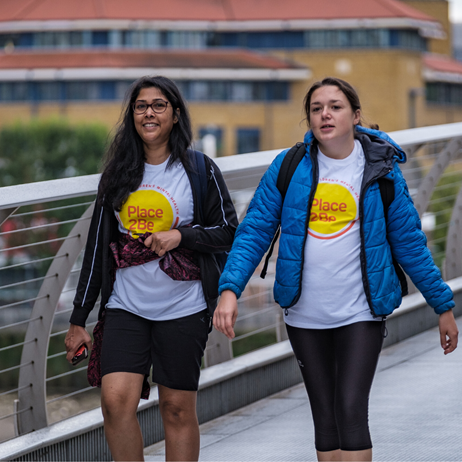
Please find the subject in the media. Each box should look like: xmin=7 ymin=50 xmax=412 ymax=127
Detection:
xmin=438 ymin=309 xmax=459 ymax=355
xmin=144 ymin=229 xmax=181 ymax=257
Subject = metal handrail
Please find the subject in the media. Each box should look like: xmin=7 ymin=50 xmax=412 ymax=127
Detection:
xmin=11 ymin=201 xmax=94 ymax=218
xmin=0 ymin=122 xmax=461 ymax=441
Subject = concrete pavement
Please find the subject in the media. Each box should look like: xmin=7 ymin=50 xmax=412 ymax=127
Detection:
xmin=145 ymin=317 xmax=462 ymax=461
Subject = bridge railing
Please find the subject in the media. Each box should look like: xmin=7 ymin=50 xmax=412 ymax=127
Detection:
xmin=0 ymin=122 xmax=461 ymax=442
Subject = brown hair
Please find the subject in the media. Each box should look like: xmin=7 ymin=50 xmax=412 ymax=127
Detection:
xmin=303 ymin=77 xmax=379 ymax=130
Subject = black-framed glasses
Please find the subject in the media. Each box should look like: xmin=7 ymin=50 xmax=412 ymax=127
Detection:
xmin=132 ymin=99 xmax=169 ymax=115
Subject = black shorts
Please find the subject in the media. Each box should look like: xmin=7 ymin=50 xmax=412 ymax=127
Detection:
xmin=100 ymin=308 xmax=210 ymax=391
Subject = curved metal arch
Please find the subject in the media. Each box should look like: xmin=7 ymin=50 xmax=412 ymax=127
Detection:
xmin=444 ymin=184 xmax=462 ymax=280
xmin=16 ymin=203 xmax=94 ymax=435
xmin=413 ymin=137 xmax=462 ymax=217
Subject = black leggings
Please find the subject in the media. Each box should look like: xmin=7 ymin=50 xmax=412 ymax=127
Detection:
xmin=286 ymin=321 xmax=384 ymax=452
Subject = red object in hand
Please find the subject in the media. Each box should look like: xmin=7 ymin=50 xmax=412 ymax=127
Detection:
xmin=72 ymin=344 xmax=88 ymax=366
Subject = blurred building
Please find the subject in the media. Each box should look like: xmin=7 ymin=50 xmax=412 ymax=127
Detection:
xmin=0 ymin=0 xmax=461 ymax=155
xmin=453 ymin=22 xmax=462 ymax=61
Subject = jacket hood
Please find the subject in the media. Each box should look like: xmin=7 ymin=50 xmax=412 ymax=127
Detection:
xmin=303 ymin=125 xmax=407 ymax=164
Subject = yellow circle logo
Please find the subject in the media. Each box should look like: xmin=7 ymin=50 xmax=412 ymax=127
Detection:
xmin=308 ymin=183 xmax=358 ymax=240
xmin=119 ymin=190 xmax=174 ymax=237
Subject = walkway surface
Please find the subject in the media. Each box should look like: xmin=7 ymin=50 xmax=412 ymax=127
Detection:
xmin=144 ymin=317 xmax=462 ymax=462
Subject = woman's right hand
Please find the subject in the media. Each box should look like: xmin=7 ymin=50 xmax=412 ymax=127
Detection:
xmin=64 ymin=324 xmax=92 ymax=364
xmin=213 ymin=290 xmax=238 ymax=339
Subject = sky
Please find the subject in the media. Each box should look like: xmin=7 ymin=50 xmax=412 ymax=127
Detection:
xmin=449 ymin=0 xmax=462 ymax=23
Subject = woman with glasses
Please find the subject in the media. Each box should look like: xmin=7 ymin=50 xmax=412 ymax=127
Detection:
xmin=213 ymin=77 xmax=458 ymax=461
xmin=65 ymin=75 xmax=237 ymax=462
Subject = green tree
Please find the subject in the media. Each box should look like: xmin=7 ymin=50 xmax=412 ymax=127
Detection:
xmin=429 ymin=170 xmax=462 ymax=268
xmin=0 ymin=119 xmax=109 ymax=186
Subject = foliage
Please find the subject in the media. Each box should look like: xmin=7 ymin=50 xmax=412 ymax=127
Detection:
xmin=232 ymin=331 xmax=278 ymax=357
xmin=0 ymin=119 xmax=109 ymax=187
xmin=429 ymin=170 xmax=462 ymax=268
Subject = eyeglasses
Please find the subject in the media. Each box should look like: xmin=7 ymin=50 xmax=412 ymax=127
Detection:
xmin=132 ymin=99 xmax=169 ymax=115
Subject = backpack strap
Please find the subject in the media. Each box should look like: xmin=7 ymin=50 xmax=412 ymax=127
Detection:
xmin=276 ymin=142 xmax=306 ymax=201
xmin=189 ymin=150 xmax=229 ymax=275
xmin=378 ymin=178 xmax=394 ymax=222
xmin=189 ymin=149 xmax=208 ymax=225
xmin=260 ymin=142 xmax=306 ymax=279
xmin=378 ymin=177 xmax=408 ymax=296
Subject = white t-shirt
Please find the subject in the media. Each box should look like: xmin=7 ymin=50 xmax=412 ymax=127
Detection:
xmin=286 ymin=140 xmax=378 ymax=329
xmin=106 ymin=158 xmax=206 ymax=320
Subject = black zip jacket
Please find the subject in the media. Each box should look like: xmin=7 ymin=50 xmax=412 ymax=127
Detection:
xmin=70 ymin=155 xmax=238 ymax=327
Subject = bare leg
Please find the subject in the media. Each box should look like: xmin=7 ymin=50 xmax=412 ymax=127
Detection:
xmin=317 ymin=449 xmax=342 ymax=461
xmin=317 ymin=449 xmax=372 ymax=461
xmin=158 ymin=385 xmax=200 ymax=462
xmin=341 ymin=449 xmax=372 ymax=461
xmin=101 ymin=372 xmax=145 ymax=462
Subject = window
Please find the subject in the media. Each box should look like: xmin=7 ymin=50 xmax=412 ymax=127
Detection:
xmin=215 ymin=32 xmax=239 ymax=47
xmin=351 ymin=30 xmax=369 ymax=47
xmin=0 ymin=82 xmax=28 ymax=101
xmin=208 ymin=82 xmax=229 ymax=101
xmin=0 ymin=33 xmax=22 ymax=48
xmin=0 ymin=27 xmax=427 ymax=51
xmin=0 ymin=80 xmax=289 ymax=104
xmin=389 ymin=29 xmax=426 ymax=51
xmin=57 ymin=32 xmax=72 ymax=48
xmin=237 ymin=128 xmax=260 ymax=154
xmin=15 ymin=83 xmax=28 ymax=101
xmin=100 ymin=81 xmax=116 ymax=100
xmin=166 ymin=31 xmax=207 ymax=49
xmin=70 ymin=31 xmax=84 ymax=47
xmin=304 ymin=28 xmax=425 ymax=51
xmin=122 ymin=30 xmax=144 ymax=48
xmin=246 ymin=31 xmax=304 ymax=48
xmin=145 ymin=31 xmax=161 ymax=48
xmin=190 ymin=82 xmax=208 ymax=100
xmin=116 ymin=81 xmax=132 ymax=100
xmin=266 ymin=82 xmax=289 ymax=100
xmin=36 ymin=82 xmax=61 ymax=101
xmin=183 ymin=81 xmax=289 ymax=102
xmin=231 ymin=83 xmax=253 ymax=101
xmin=426 ymin=82 xmax=462 ymax=106
xmin=37 ymin=32 xmax=55 ymax=48
xmin=66 ymin=82 xmax=99 ymax=100
xmin=199 ymin=127 xmax=224 ymax=157
xmin=19 ymin=33 xmax=33 ymax=48
xmin=175 ymin=81 xmax=190 ymax=100
xmin=92 ymin=31 xmax=109 ymax=46
xmin=0 ymin=83 xmax=12 ymax=101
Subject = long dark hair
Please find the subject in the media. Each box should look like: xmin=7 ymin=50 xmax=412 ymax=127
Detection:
xmin=303 ymin=77 xmax=378 ymax=130
xmin=98 ymin=76 xmax=193 ymax=210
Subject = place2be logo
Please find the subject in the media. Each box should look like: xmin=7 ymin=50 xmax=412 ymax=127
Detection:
xmin=308 ymin=183 xmax=359 ymax=240
xmin=118 ymin=189 xmax=179 ymax=236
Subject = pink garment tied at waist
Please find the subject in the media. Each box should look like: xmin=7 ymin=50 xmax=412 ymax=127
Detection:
xmin=109 ymin=231 xmax=201 ymax=280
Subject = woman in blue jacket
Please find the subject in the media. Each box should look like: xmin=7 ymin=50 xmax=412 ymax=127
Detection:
xmin=214 ymin=77 xmax=458 ymax=462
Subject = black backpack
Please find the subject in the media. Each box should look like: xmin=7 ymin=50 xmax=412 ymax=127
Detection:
xmin=189 ymin=149 xmax=228 ymax=272
xmin=260 ymin=143 xmax=407 ymax=296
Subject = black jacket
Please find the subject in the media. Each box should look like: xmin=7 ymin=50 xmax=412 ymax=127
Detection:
xmin=70 ymin=154 xmax=238 ymax=326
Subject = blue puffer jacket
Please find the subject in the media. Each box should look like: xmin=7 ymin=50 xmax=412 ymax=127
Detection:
xmin=219 ymin=126 xmax=454 ymax=316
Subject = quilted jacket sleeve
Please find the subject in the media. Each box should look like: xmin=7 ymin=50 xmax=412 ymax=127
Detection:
xmin=386 ymin=164 xmax=454 ymax=314
xmin=218 ymin=151 xmax=288 ymax=298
